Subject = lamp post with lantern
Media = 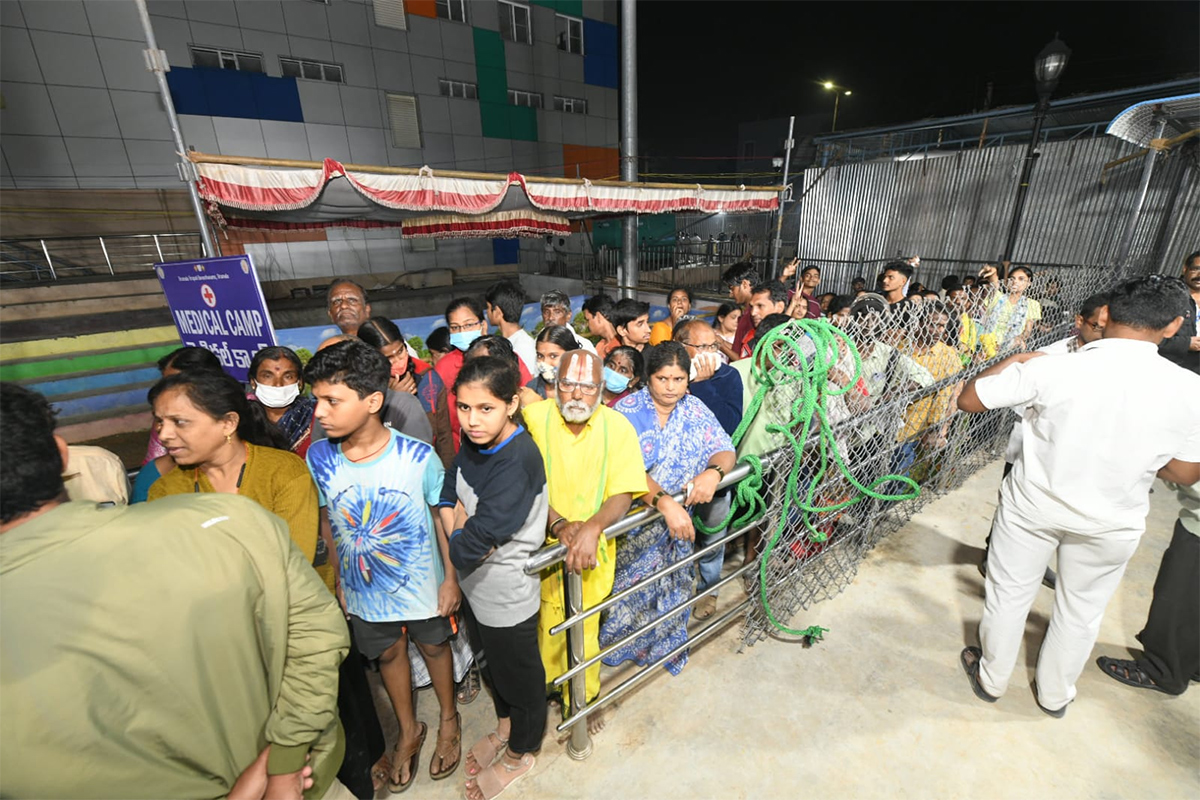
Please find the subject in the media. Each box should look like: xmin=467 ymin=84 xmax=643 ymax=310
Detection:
xmin=1001 ymin=35 xmax=1072 ymax=261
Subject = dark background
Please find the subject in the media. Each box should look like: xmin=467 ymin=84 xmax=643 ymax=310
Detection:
xmin=636 ymin=0 xmax=1200 ymax=176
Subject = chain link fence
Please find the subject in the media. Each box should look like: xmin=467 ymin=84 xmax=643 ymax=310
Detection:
xmin=736 ymin=260 xmax=1133 ymax=646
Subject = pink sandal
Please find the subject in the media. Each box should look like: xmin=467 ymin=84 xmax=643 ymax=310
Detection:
xmin=464 ymin=731 xmax=508 ymax=777
xmin=467 ymin=753 xmax=535 ymax=800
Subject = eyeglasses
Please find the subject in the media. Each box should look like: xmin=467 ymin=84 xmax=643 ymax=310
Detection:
xmin=558 ymin=379 xmax=600 ymax=395
xmin=329 ymin=295 xmax=363 ymax=308
xmin=448 ymin=320 xmax=482 ymax=332
xmin=679 ymin=340 xmax=720 ymax=352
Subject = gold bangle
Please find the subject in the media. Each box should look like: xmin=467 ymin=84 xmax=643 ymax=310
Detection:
xmin=650 ymin=490 xmax=667 ymax=509
xmin=706 ymin=464 xmax=726 ymax=480
xmin=549 ymin=517 xmax=568 ymax=535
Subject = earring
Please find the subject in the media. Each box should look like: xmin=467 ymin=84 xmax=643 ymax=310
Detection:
xmin=225 ymin=433 xmax=232 ymax=445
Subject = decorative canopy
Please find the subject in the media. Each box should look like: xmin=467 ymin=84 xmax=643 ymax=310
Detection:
xmin=189 ymin=153 xmax=781 ymax=238
xmin=1105 ymin=93 xmax=1200 ymax=147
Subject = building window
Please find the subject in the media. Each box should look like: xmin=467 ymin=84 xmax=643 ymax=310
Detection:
xmin=190 ymin=46 xmax=263 ymax=73
xmin=386 ymin=93 xmax=421 ymax=149
xmin=742 ymin=141 xmax=755 ymax=159
xmin=507 ymin=89 xmax=543 ymax=109
xmin=553 ymin=95 xmax=587 ymax=114
xmin=555 ymin=13 xmax=583 ymax=54
xmin=436 ymin=0 xmax=467 ymax=23
xmin=499 ymin=1 xmax=531 ymax=45
xmin=281 ymin=57 xmax=344 ymax=83
xmin=373 ymin=0 xmax=407 ymax=31
xmin=440 ymin=79 xmax=478 ymax=99
xmin=410 ymin=237 xmax=437 ymax=252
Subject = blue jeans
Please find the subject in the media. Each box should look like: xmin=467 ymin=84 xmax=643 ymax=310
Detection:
xmin=694 ymin=489 xmax=732 ymax=596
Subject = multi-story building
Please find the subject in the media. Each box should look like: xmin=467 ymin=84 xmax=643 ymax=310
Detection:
xmin=1 ymin=0 xmax=621 ymax=277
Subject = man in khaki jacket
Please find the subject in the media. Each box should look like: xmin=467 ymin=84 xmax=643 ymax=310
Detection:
xmin=0 ymin=383 xmax=350 ymax=799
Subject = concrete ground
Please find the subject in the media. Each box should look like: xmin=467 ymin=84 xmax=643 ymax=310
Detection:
xmin=370 ymin=459 xmax=1198 ymax=800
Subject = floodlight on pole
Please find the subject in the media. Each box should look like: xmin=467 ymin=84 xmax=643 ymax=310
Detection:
xmin=821 ymin=81 xmax=853 ymax=132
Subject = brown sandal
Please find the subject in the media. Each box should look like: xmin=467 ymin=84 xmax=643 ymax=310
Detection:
xmin=429 ymin=712 xmax=461 ymax=780
xmin=371 ymin=754 xmax=392 ymax=793
xmin=388 ymin=721 xmax=426 ymax=794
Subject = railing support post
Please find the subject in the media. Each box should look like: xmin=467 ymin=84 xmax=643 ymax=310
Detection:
xmin=563 ymin=570 xmax=593 ymax=760
xmin=39 ymin=239 xmax=57 ymax=281
xmin=99 ymin=236 xmax=114 ymax=275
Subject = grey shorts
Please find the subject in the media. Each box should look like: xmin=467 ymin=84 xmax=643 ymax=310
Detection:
xmin=349 ymin=614 xmax=454 ymax=660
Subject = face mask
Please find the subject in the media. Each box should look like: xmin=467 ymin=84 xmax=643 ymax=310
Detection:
xmin=603 ymin=366 xmax=629 ymax=393
xmin=449 ymin=329 xmax=482 ymax=351
xmin=255 ymin=382 xmax=300 ymax=409
xmin=537 ymin=362 xmax=558 ymax=383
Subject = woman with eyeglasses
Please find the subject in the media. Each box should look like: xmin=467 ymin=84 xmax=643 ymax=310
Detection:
xmin=601 ymin=342 xmax=735 ymax=676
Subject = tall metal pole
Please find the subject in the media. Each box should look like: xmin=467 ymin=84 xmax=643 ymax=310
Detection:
xmin=770 ymin=116 xmax=795 ymax=277
xmin=134 ymin=0 xmax=217 ymax=259
xmin=1115 ymin=116 xmax=1168 ymax=271
xmin=831 ymin=93 xmax=841 ymax=132
xmin=619 ymin=0 xmax=638 ymax=299
xmin=1000 ymin=97 xmax=1049 ymax=261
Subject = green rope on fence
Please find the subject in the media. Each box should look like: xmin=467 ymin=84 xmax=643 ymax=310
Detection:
xmin=693 ymin=317 xmax=921 ymax=638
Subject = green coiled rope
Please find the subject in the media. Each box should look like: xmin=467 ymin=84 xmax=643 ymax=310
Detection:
xmin=693 ymin=317 xmax=921 ymax=638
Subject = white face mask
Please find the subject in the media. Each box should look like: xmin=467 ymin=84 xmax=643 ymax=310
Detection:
xmin=537 ymin=362 xmax=558 ymax=383
xmin=255 ymin=382 xmax=301 ymax=408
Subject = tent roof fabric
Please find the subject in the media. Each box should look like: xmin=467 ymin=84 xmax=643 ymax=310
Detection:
xmin=189 ymin=153 xmax=781 ymax=238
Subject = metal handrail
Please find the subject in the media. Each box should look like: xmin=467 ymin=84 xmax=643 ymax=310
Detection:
xmin=0 ymin=233 xmax=204 ymax=282
xmin=522 ymin=452 xmax=779 ymax=760
xmin=523 ymin=457 xmax=763 ymax=575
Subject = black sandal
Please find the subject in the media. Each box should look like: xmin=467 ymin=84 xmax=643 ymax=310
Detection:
xmin=960 ymin=647 xmax=999 ymax=703
xmin=1096 ymin=656 xmax=1171 ymax=694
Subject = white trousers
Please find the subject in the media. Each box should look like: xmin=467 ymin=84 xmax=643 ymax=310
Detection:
xmin=978 ymin=500 xmax=1140 ymax=710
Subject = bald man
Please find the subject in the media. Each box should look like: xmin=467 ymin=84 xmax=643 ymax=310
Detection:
xmin=522 ymin=350 xmax=647 ymax=733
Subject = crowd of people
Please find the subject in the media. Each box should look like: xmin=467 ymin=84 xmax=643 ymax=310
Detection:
xmin=1 ymin=250 xmax=1197 ymax=798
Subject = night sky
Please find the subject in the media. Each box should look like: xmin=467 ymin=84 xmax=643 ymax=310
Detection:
xmin=636 ymin=1 xmax=1200 ymax=177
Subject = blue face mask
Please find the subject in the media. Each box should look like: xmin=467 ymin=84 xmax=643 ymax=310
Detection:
xmin=449 ymin=328 xmax=482 ymax=351
xmin=603 ymin=366 xmax=630 ymax=393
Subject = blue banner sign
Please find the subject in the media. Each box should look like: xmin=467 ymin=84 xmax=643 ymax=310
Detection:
xmin=155 ymin=255 xmax=277 ymax=382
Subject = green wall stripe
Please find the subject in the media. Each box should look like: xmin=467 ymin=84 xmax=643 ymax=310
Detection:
xmin=532 ymin=0 xmax=584 ymax=17
xmin=0 ymin=344 xmax=178 ymax=383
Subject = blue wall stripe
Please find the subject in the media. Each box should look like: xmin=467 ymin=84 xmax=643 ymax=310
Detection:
xmin=53 ymin=387 xmax=155 ymax=420
xmin=167 ymin=67 xmax=304 ymax=123
xmin=30 ymin=367 xmax=161 ymax=399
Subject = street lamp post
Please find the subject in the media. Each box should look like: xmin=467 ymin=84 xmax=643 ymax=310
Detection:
xmin=823 ymin=81 xmax=852 ymax=132
xmin=1001 ymin=35 xmax=1071 ymax=261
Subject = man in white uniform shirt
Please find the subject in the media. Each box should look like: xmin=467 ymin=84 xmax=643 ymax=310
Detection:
xmin=955 ymin=275 xmax=1200 ymax=717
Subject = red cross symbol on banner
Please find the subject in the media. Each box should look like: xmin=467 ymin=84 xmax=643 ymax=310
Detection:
xmin=201 ymin=284 xmax=217 ymax=308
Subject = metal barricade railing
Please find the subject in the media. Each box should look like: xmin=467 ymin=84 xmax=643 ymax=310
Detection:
xmin=522 ymin=455 xmax=777 ymax=759
xmin=0 ymin=233 xmax=205 ymax=282
xmin=519 ymin=256 xmax=1133 ymax=759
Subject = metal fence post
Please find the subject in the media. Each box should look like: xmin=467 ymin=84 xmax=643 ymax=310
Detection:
xmin=563 ymin=569 xmax=593 ymax=760
xmin=152 ymin=234 xmax=165 ymax=263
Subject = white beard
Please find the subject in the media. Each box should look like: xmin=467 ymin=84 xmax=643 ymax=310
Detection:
xmin=559 ymin=398 xmax=598 ymax=423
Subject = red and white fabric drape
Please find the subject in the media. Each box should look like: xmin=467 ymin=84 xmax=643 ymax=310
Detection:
xmin=194 ymin=158 xmax=780 ymax=237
